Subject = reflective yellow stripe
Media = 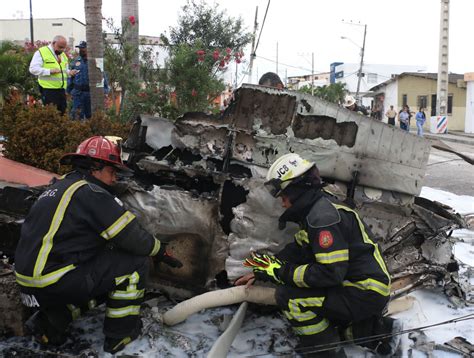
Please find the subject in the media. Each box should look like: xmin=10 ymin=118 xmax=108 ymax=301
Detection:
xmin=287 ymin=297 xmax=325 ymax=322
xmin=15 ymin=264 xmax=76 ymax=288
xmin=88 ymin=299 xmax=97 ymax=310
xmin=293 ymin=318 xmax=330 ymax=336
xmin=109 ymin=289 xmax=144 ymax=300
xmin=333 ymin=204 xmax=391 ymax=284
xmin=38 ymin=76 xmax=65 ymax=81
xmin=33 ymin=180 xmax=87 ymax=277
xmin=295 ymin=230 xmax=309 ymax=246
xmin=293 ymin=265 xmax=310 ymax=288
xmin=150 ymin=237 xmax=161 ymax=256
xmin=343 ymin=278 xmax=391 ymax=296
xmin=100 ymin=211 xmax=135 ymax=240
xmin=315 ymin=249 xmax=349 ymax=264
xmin=67 ymin=304 xmax=81 ymax=320
xmin=106 ymin=305 xmax=140 ymax=318
xmin=112 ymin=271 xmax=141 ymax=300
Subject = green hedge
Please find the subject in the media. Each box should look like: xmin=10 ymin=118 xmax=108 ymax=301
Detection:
xmin=0 ymin=103 xmax=131 ymax=174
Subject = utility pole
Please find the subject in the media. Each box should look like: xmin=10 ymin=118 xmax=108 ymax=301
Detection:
xmin=248 ymin=6 xmax=258 ymax=84
xmin=29 ymin=0 xmax=34 ymax=43
xmin=311 ymin=52 xmax=314 ymax=96
xmin=355 ymin=24 xmax=367 ymax=103
xmin=276 ymin=42 xmax=279 ymax=75
xmin=436 ymin=0 xmax=450 ymax=117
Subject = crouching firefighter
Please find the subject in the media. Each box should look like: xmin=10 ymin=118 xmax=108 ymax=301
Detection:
xmin=235 ymin=153 xmax=400 ymax=357
xmin=14 ymin=136 xmax=183 ymax=354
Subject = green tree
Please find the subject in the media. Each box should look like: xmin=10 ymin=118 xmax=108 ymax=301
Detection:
xmin=104 ymin=18 xmax=177 ymax=121
xmin=298 ymin=82 xmax=347 ymax=104
xmin=161 ymin=0 xmax=252 ymax=113
xmin=0 ymin=41 xmax=38 ymax=105
xmin=164 ymin=0 xmax=252 ymax=51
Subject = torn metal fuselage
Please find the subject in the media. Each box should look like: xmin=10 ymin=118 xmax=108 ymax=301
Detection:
xmin=120 ymin=84 xmax=467 ymax=302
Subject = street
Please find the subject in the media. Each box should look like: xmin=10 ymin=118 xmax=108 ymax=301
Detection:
xmin=424 ymin=140 xmax=474 ymax=196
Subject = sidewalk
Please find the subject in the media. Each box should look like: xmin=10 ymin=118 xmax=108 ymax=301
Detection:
xmin=412 ymin=130 xmax=474 ymax=146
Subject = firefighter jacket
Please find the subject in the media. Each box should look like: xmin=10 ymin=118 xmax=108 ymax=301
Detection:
xmin=15 ymin=171 xmax=162 ymax=289
xmin=276 ymin=189 xmax=391 ymax=297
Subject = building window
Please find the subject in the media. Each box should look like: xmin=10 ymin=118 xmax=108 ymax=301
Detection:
xmin=417 ymin=95 xmax=428 ymax=109
xmin=52 ymin=23 xmax=63 ymax=26
xmin=367 ymin=73 xmax=378 ymax=83
xmin=402 ymin=94 xmax=407 ymax=107
xmin=431 ymin=94 xmax=436 ymax=116
xmin=447 ymin=94 xmax=453 ymax=115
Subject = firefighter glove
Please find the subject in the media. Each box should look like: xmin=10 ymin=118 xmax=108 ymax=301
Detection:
xmin=156 ymin=243 xmax=183 ymax=268
xmin=243 ymin=252 xmax=283 ymax=284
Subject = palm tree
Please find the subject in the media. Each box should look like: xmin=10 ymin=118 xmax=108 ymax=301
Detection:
xmin=84 ymin=0 xmax=104 ymax=114
xmin=121 ymin=0 xmax=139 ymax=78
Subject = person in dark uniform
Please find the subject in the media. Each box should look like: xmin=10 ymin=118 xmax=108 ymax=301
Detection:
xmin=68 ymin=41 xmax=108 ymax=120
xmin=236 ymin=153 xmax=399 ymax=357
xmin=258 ymin=72 xmax=284 ymax=89
xmin=14 ymin=136 xmax=182 ymax=354
xmin=343 ymin=95 xmax=368 ymax=116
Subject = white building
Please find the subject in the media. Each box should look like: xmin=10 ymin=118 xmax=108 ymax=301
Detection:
xmin=0 ymin=18 xmax=86 ymax=47
xmin=287 ymin=72 xmax=330 ymax=91
xmin=330 ymin=62 xmax=427 ymax=107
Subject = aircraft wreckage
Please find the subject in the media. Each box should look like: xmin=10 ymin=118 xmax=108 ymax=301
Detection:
xmin=0 ymin=84 xmax=471 ymax=339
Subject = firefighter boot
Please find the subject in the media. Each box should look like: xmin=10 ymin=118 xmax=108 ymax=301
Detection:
xmin=373 ymin=316 xmax=403 ymax=357
xmin=25 ymin=307 xmax=72 ymax=346
xmin=103 ymin=319 xmax=142 ymax=354
xmin=296 ymin=325 xmax=347 ymax=358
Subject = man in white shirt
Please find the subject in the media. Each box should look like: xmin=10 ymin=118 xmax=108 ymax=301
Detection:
xmin=29 ymin=35 xmax=78 ymax=115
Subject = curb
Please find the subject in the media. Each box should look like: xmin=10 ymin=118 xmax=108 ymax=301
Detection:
xmin=421 ymin=133 xmax=474 ymax=146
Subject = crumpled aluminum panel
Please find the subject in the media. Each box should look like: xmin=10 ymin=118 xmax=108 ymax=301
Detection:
xmin=114 ymin=85 xmax=465 ymax=300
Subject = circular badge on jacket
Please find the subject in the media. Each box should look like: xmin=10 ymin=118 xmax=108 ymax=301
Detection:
xmin=318 ymin=230 xmax=334 ymax=248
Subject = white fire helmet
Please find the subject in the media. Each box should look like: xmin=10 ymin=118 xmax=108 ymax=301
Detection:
xmin=264 ymin=153 xmax=315 ymax=197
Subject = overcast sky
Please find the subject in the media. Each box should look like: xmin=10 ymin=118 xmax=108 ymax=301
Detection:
xmin=3 ymin=0 xmax=472 ymax=84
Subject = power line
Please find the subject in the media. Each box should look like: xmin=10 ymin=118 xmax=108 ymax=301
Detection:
xmin=255 ymin=55 xmax=326 ymax=74
xmin=253 ymin=0 xmax=270 ymax=58
xmin=249 ymin=313 xmax=474 ymax=357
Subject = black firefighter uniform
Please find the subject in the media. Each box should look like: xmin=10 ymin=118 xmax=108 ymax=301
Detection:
xmin=14 ymin=171 xmax=163 ymax=339
xmin=274 ymin=192 xmax=391 ymax=341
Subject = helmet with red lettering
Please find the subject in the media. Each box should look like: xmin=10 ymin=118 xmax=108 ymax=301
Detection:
xmin=60 ymin=136 xmax=132 ymax=175
xmin=264 ymin=153 xmax=316 ymax=198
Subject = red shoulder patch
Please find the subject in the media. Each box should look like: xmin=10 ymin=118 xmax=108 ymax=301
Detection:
xmin=318 ymin=230 xmax=334 ymax=248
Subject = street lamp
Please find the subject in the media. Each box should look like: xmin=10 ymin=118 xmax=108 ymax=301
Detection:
xmin=341 ymin=23 xmax=367 ymax=103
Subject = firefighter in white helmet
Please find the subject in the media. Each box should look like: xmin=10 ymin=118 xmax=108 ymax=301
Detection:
xmin=236 ymin=153 xmax=398 ymax=357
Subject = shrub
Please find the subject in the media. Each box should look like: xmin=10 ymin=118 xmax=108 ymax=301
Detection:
xmin=0 ymin=103 xmax=131 ymax=174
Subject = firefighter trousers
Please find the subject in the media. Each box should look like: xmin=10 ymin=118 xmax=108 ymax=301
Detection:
xmin=275 ymin=285 xmax=389 ymax=355
xmin=19 ymin=247 xmax=150 ymax=340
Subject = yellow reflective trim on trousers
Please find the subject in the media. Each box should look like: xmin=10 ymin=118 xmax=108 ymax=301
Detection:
xmin=343 ymin=278 xmax=391 ymax=296
xmin=106 ymin=305 xmax=141 ymax=318
xmin=287 ymin=297 xmax=325 ymax=322
xmin=332 ymin=204 xmax=391 ymax=284
xmin=67 ymin=304 xmax=81 ymax=320
xmin=294 ymin=230 xmax=309 ymax=246
xmin=100 ymin=211 xmax=136 ymax=240
xmin=115 ymin=271 xmax=140 ymax=286
xmin=150 ymin=237 xmax=161 ymax=256
xmin=293 ymin=265 xmax=310 ymax=288
xmin=293 ymin=318 xmax=330 ymax=336
xmin=15 ymin=264 xmax=76 ymax=288
xmin=315 ymin=249 xmax=349 ymax=264
xmin=109 ymin=289 xmax=144 ymax=300
xmin=33 ymin=180 xmax=87 ymax=277
xmin=88 ymin=299 xmax=97 ymax=310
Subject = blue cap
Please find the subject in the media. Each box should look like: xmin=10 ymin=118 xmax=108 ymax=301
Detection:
xmin=75 ymin=41 xmax=87 ymax=48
